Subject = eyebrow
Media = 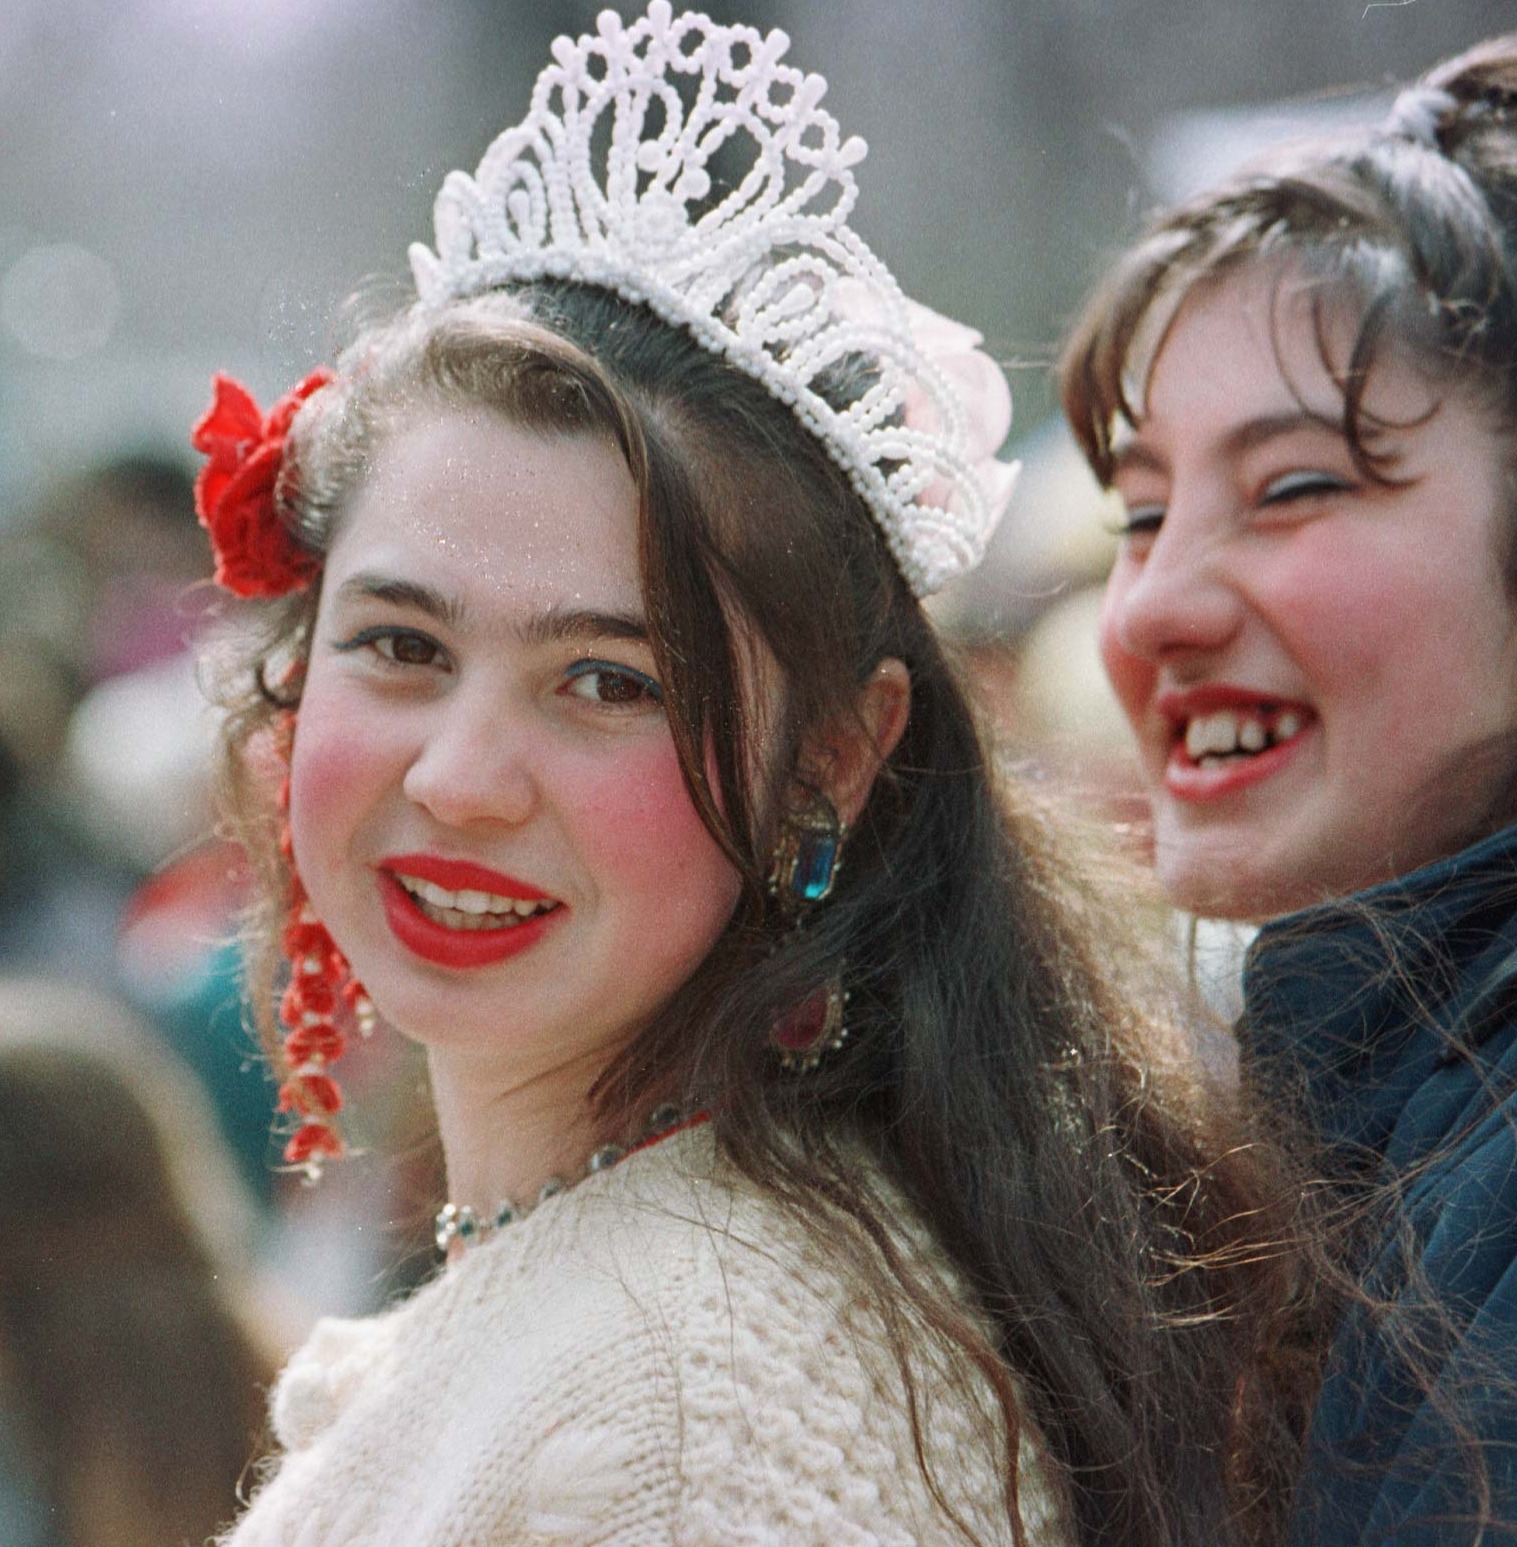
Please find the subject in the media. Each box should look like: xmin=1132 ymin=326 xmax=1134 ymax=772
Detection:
xmin=520 ymin=605 xmax=650 ymax=648
xmin=335 ymin=574 xmax=464 ymax=628
xmin=333 ymin=571 xmax=648 ymax=646
xmin=1109 ymin=409 xmax=1345 ymax=480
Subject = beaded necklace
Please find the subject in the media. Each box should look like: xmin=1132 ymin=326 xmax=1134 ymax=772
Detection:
xmin=434 ymin=1106 xmax=709 ymax=1256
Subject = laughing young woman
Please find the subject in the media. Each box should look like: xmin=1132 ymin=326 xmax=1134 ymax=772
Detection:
xmin=202 ymin=9 xmax=1304 ymax=1544
xmin=1063 ymin=32 xmax=1517 ymax=1545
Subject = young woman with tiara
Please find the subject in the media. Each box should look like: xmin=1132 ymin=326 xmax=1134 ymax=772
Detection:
xmin=1063 ymin=31 xmax=1517 ymax=1545
xmin=202 ymin=8 xmax=1304 ymax=1543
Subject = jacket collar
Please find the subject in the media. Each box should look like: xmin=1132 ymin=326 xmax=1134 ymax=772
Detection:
xmin=1241 ymin=822 xmax=1517 ymax=1159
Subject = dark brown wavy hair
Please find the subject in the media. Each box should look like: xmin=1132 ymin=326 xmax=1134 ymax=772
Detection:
xmin=209 ymin=281 xmax=1311 ymax=1545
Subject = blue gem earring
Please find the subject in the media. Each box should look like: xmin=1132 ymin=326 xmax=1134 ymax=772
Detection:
xmin=768 ymin=796 xmax=846 ymax=909
xmin=768 ymin=795 xmax=849 ymax=1069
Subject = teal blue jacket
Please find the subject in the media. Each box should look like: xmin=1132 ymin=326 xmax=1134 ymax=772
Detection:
xmin=1244 ymin=825 xmax=1517 ymax=1545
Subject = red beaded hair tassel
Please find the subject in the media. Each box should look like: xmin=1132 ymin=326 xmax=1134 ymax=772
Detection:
xmin=273 ymin=715 xmax=375 ymax=1179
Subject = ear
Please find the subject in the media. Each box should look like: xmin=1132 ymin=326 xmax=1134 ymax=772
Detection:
xmin=805 ymin=657 xmax=911 ymax=827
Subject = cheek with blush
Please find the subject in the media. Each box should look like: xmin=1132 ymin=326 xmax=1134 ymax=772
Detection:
xmin=575 ymin=736 xmax=741 ymax=961
xmin=1097 ymin=578 xmax=1155 ymax=733
xmin=286 ymin=685 xmax=400 ymax=919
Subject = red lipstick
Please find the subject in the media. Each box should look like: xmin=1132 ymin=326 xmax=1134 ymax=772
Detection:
xmin=376 ymin=854 xmax=560 ymax=970
xmin=1154 ymin=684 xmax=1310 ymax=724
xmin=1164 ymin=737 xmax=1306 ymax=801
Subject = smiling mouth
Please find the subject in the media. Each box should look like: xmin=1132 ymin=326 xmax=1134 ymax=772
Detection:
xmin=393 ymin=874 xmax=561 ymax=932
xmin=1178 ymin=705 xmax=1309 ymax=768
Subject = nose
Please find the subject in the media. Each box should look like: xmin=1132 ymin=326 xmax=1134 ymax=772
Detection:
xmin=1103 ymin=515 xmax=1244 ymax=666
xmin=402 ymin=690 xmax=539 ymax=829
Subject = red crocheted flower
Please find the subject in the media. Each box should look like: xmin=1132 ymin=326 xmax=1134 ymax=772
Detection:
xmin=277 ymin=1071 xmax=345 ymax=1118
xmin=191 ymin=369 xmax=332 ymax=598
xmin=284 ymin=1121 xmax=344 ymax=1169
xmin=284 ymin=1021 xmax=348 ymax=1067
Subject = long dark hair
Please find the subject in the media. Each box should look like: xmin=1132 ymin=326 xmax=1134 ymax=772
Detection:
xmin=212 ymin=282 xmax=1309 ymax=1545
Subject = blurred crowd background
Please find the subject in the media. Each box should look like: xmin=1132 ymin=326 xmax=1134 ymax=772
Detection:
xmin=0 ymin=1 xmax=1504 ymax=1541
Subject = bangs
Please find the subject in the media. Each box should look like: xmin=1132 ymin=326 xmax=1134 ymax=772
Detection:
xmin=1061 ymin=141 xmax=1508 ymax=488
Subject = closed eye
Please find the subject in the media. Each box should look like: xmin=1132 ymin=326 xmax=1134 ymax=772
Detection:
xmin=1260 ymin=470 xmax=1353 ymax=505
xmin=562 ymin=659 xmax=664 ymax=707
xmin=1109 ymin=502 xmax=1165 ymax=539
xmin=333 ymin=625 xmax=448 ymax=670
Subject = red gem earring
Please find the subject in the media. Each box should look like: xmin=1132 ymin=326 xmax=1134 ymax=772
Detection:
xmin=771 ymin=980 xmax=848 ymax=1072
xmin=273 ymin=715 xmax=375 ymax=1178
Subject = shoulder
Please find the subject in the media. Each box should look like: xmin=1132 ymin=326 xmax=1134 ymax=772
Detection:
xmin=234 ymin=1132 xmax=1069 ymax=1546
xmin=572 ymin=1132 xmax=1066 ymax=1546
xmin=268 ymin=1311 xmax=400 ymax=1453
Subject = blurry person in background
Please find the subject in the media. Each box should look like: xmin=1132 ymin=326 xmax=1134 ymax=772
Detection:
xmin=0 ymin=452 xmax=214 ymax=979
xmin=0 ymin=604 xmax=131 ymax=982
xmin=21 ymin=452 xmax=222 ymax=881
xmin=0 ymin=976 xmax=282 ymax=1547
xmin=0 ymin=448 xmax=282 ymax=1200
xmin=1063 ymin=32 xmax=1517 ymax=1544
xmin=24 ymin=454 xmax=211 ymax=686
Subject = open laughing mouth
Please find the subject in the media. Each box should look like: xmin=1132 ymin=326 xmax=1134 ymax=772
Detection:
xmin=1178 ymin=703 xmax=1307 ymax=769
xmin=1159 ymin=697 xmax=1315 ymax=801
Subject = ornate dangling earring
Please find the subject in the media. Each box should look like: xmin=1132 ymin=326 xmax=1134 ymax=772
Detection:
xmin=772 ymin=979 xmax=848 ymax=1072
xmin=273 ymin=713 xmax=375 ymax=1179
xmin=767 ymin=793 xmax=850 ymax=1071
xmin=768 ymin=796 xmax=846 ymax=911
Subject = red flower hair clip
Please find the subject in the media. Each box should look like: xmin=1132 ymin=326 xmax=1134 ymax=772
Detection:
xmin=191 ymin=369 xmax=333 ymax=598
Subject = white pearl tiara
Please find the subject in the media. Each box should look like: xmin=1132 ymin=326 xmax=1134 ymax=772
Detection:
xmin=408 ymin=2 xmax=1017 ymax=597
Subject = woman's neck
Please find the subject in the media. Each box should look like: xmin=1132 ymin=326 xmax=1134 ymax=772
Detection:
xmin=427 ymin=1045 xmax=607 ymax=1217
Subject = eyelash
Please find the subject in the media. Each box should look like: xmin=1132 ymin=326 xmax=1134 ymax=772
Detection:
xmin=1110 ymin=504 xmax=1164 ymax=538
xmin=1110 ymin=470 xmax=1354 ymax=538
xmin=334 ymin=625 xmax=445 ymax=669
xmin=1259 ymin=470 xmax=1353 ymax=504
xmin=562 ymin=659 xmax=664 ymax=707
xmin=334 ymin=629 xmax=662 ymax=711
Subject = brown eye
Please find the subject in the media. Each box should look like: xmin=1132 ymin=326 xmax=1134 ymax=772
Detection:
xmin=563 ymin=661 xmax=664 ymax=706
xmin=386 ymin=632 xmax=438 ymax=666
xmin=333 ymin=626 xmax=448 ymax=669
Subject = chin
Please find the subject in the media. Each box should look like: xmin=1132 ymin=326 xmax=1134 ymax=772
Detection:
xmin=1155 ymin=838 xmax=1301 ymax=923
xmin=1163 ymin=875 xmax=1259 ymax=922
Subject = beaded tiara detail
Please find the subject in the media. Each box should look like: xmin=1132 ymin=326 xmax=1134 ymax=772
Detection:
xmin=407 ymin=2 xmax=1016 ymax=596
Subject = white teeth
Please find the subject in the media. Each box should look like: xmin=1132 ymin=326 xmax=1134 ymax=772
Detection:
xmin=1185 ymin=711 xmax=1250 ymax=759
xmin=1183 ymin=706 xmax=1305 ymax=764
xmin=395 ymin=874 xmax=553 ymax=924
xmin=443 ymin=906 xmax=521 ymax=931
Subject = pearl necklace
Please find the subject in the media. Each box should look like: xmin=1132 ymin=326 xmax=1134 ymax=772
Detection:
xmin=434 ymin=1105 xmax=703 ymax=1255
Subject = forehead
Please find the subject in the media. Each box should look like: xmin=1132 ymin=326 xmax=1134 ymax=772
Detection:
xmin=1130 ymin=262 xmax=1443 ymax=439
xmin=326 ymin=410 xmax=642 ymax=607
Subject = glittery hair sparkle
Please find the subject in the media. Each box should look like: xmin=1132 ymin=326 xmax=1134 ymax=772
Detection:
xmin=407 ymin=2 xmax=1017 ymax=596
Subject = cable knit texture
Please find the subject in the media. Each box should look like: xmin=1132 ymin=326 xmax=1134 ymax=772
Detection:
xmin=222 ymin=1129 xmax=1068 ymax=1545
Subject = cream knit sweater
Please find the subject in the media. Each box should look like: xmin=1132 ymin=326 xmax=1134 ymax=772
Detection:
xmin=224 ymin=1129 xmax=1068 ymax=1545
